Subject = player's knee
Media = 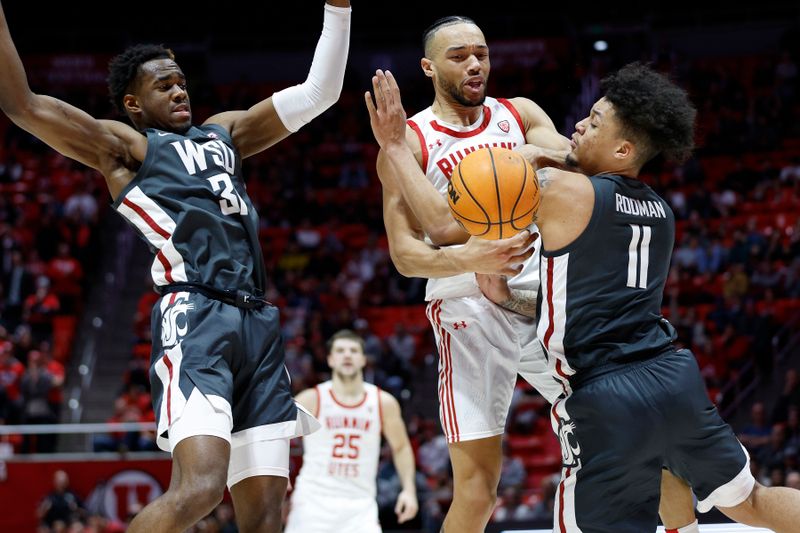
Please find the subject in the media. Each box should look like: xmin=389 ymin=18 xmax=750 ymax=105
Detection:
xmin=453 ymin=477 xmax=498 ymax=513
xmin=236 ymin=501 xmax=282 ymax=533
xmin=173 ymin=475 xmax=226 ymax=518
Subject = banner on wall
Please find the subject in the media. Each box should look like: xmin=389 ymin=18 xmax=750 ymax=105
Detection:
xmin=0 ymin=456 xmax=171 ymax=531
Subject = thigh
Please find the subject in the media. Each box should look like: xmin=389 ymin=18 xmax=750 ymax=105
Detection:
xmin=556 ymin=371 xmax=665 ymax=533
xmin=171 ymin=435 xmax=230 ymax=491
xmin=426 ymin=297 xmax=520 ymax=443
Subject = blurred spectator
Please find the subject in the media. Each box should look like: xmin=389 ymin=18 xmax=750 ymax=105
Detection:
xmin=739 ymin=402 xmax=772 ymax=457
xmin=36 ymin=470 xmax=84 ymax=530
xmin=20 ymin=350 xmax=57 ymax=453
xmin=493 ymin=486 xmax=536 ymax=522
xmin=22 ymin=276 xmax=60 ymax=343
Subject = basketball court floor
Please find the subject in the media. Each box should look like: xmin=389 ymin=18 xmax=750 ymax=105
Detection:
xmin=514 ymin=525 xmax=772 ymax=533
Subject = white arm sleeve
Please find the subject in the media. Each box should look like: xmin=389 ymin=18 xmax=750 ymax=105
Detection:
xmin=272 ymin=4 xmax=351 ymax=132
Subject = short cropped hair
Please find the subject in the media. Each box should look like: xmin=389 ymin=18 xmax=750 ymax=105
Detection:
xmin=107 ymin=44 xmax=175 ymax=114
xmin=326 ymin=329 xmax=365 ymax=353
xmin=422 ymin=16 xmax=477 ymax=56
xmin=601 ymin=62 xmax=697 ymax=165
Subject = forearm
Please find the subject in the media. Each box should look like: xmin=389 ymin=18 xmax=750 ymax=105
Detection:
xmin=382 ymin=145 xmax=468 ymax=245
xmin=392 ymin=444 xmax=417 ymax=496
xmin=271 ymin=3 xmax=351 ymax=132
xmin=389 ymin=231 xmax=468 ymax=279
xmin=497 ymin=288 xmax=538 ymax=318
xmin=0 ymin=4 xmax=34 ymax=117
xmin=384 ymin=188 xmax=468 ymax=278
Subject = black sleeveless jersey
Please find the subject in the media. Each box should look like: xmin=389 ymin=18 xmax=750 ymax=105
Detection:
xmin=536 ymin=174 xmax=675 ymax=386
xmin=113 ymin=124 xmax=266 ymax=293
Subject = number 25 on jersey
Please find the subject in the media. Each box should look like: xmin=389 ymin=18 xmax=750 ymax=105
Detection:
xmin=332 ymin=433 xmax=360 ymax=459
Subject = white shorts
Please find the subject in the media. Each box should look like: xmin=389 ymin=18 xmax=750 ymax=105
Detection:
xmin=168 ymin=388 xmax=292 ymax=489
xmin=426 ymin=295 xmax=561 ymax=443
xmin=284 ymin=491 xmax=381 ymax=533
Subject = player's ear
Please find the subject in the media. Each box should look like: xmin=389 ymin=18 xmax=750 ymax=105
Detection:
xmin=615 ymin=140 xmax=634 ymax=162
xmin=421 ymin=58 xmax=434 ymax=78
xmin=123 ymin=94 xmax=141 ymax=115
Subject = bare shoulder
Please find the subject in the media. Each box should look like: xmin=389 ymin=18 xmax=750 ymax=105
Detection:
xmin=538 ymin=167 xmax=592 ymax=196
xmin=506 ymin=97 xmax=555 ymax=128
xmin=295 ymin=387 xmax=319 ymax=415
xmin=536 ymin=168 xmax=593 ymax=221
xmin=379 ymin=389 xmax=401 ymax=415
xmin=202 ymin=111 xmax=239 ymax=132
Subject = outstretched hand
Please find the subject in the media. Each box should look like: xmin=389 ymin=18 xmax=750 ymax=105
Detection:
xmin=364 ymin=69 xmax=407 ymax=150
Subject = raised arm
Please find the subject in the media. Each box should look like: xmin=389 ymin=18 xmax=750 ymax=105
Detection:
xmin=379 ymin=390 xmax=418 ymax=524
xmin=0 ymin=2 xmax=143 ymax=193
xmin=206 ymin=0 xmax=351 ymax=159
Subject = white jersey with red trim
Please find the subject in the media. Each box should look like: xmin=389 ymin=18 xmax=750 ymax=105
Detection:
xmin=292 ymin=381 xmax=383 ymax=500
xmin=406 ymin=96 xmax=540 ymax=301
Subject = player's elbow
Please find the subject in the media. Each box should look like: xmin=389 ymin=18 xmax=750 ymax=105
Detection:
xmin=1 ymin=93 xmax=37 ymax=126
xmin=389 ymin=247 xmax=421 ymax=278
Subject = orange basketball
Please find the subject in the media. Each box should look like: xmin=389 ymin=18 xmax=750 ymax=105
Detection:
xmin=447 ymin=147 xmax=540 ymax=240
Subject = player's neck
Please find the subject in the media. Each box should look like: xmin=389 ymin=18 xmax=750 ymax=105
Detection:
xmin=332 ymin=373 xmax=365 ymax=399
xmin=431 ymin=97 xmax=483 ymax=127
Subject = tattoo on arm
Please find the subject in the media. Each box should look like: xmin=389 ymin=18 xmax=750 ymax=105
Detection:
xmin=537 ymin=167 xmax=555 ymax=189
xmin=499 ymin=288 xmax=537 ymax=318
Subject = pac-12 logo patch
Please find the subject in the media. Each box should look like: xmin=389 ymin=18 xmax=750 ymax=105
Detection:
xmin=497 ymin=120 xmax=510 ymax=133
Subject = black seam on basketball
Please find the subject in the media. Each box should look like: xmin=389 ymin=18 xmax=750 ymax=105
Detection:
xmin=510 ymin=154 xmax=528 ymax=230
xmin=456 ymin=158 xmax=492 ymax=235
xmin=488 ymin=148 xmax=503 ymax=239
xmin=449 ymin=207 xmax=535 ymax=225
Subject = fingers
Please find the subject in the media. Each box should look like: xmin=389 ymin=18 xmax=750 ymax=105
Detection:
xmin=364 ymin=91 xmax=377 ymax=119
xmin=372 ymin=69 xmax=399 ymax=110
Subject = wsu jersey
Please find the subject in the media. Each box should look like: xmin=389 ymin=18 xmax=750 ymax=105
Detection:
xmin=406 ymin=96 xmax=539 ymax=300
xmin=293 ymin=381 xmax=383 ymax=499
xmin=537 ymin=174 xmax=676 ymax=386
xmin=113 ymin=124 xmax=266 ymax=293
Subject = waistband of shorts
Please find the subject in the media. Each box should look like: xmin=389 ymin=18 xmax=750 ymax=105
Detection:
xmin=155 ymin=282 xmax=272 ymax=310
xmin=567 ymin=347 xmax=679 ymax=390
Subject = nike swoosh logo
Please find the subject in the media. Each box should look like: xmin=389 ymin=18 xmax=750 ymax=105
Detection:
xmin=157 ymin=132 xmax=170 ymax=136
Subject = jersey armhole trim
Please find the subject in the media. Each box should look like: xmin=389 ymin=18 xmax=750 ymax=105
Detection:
xmin=377 ymin=386 xmax=384 ymax=433
xmin=497 ymin=98 xmax=525 ymax=134
xmin=313 ymin=385 xmax=321 ymax=418
xmin=112 ymin=130 xmax=159 ymax=210
xmin=407 ymin=119 xmax=428 ymax=174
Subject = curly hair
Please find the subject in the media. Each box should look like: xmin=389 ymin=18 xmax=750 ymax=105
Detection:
xmin=601 ymin=62 xmax=696 ymax=165
xmin=107 ymin=44 xmax=175 ymax=115
xmin=422 ymin=16 xmax=477 ymax=56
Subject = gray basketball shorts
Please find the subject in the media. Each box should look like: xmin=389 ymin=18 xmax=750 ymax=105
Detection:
xmin=148 ymin=290 xmax=314 ymax=454
xmin=549 ymin=349 xmax=754 ymax=533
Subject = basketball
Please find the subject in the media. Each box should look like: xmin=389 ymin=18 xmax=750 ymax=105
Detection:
xmin=446 ymin=147 xmax=540 ymax=240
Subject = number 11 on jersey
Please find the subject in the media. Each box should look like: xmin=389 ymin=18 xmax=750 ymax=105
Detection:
xmin=627 ymin=224 xmax=651 ymax=289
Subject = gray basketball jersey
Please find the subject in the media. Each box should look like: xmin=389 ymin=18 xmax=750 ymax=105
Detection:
xmin=537 ymin=174 xmax=675 ymax=385
xmin=113 ymin=124 xmax=266 ymax=293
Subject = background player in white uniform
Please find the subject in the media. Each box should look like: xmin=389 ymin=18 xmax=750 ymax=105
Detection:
xmin=285 ymin=330 xmax=418 ymax=533
xmin=370 ymin=16 xmax=568 ymax=533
